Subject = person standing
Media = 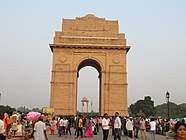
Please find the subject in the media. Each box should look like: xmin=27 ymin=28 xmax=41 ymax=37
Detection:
xmin=34 ymin=117 xmax=48 ymax=140
xmin=3 ymin=113 xmax=11 ymax=139
xmin=102 ymin=113 xmax=110 ymax=140
xmin=66 ymin=117 xmax=72 ymax=135
xmin=126 ymin=117 xmax=134 ymax=140
xmin=98 ymin=116 xmax=102 ymax=132
xmin=139 ymin=117 xmax=147 ymax=140
xmin=84 ymin=117 xmax=93 ymax=137
xmin=149 ymin=118 xmax=156 ymax=140
xmin=121 ymin=117 xmax=127 ymax=136
xmin=11 ymin=114 xmax=18 ymax=137
xmin=50 ymin=117 xmax=57 ymax=135
xmin=114 ymin=112 xmax=121 ymax=140
xmin=0 ymin=118 xmax=5 ymax=140
xmin=76 ymin=115 xmax=83 ymax=138
xmin=92 ymin=116 xmax=97 ymax=135
xmin=133 ymin=117 xmax=140 ymax=138
xmin=74 ymin=115 xmax=78 ymax=135
xmin=58 ymin=116 xmax=64 ymax=136
xmin=63 ymin=117 xmax=68 ymax=135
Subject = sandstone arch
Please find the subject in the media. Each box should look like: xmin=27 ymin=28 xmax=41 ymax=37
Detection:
xmin=49 ymin=14 xmax=130 ymax=116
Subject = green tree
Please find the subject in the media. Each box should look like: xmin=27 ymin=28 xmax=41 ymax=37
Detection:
xmin=0 ymin=105 xmax=16 ymax=114
xmin=129 ymin=96 xmax=155 ymax=117
xmin=17 ymin=106 xmax=30 ymax=113
xmin=179 ymin=103 xmax=186 ymax=117
xmin=155 ymin=102 xmax=183 ymax=118
xmin=129 ymin=96 xmax=186 ymax=118
xmin=32 ymin=107 xmax=41 ymax=113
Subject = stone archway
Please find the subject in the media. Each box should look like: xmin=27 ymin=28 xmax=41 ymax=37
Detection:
xmin=49 ymin=14 xmax=130 ymax=116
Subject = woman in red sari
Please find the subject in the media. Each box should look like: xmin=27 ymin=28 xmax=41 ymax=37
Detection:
xmin=84 ymin=117 xmax=93 ymax=138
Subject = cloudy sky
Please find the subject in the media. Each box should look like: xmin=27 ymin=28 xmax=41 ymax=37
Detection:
xmin=0 ymin=0 xmax=186 ymax=112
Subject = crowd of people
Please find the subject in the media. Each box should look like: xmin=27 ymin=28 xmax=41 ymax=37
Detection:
xmin=0 ymin=111 xmax=186 ymax=140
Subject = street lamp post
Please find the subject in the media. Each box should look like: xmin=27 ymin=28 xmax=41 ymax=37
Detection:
xmin=166 ymin=91 xmax=170 ymax=120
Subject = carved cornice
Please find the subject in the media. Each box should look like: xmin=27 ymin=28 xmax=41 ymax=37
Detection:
xmin=50 ymin=44 xmax=130 ymax=51
xmin=50 ymin=81 xmax=74 ymax=84
xmin=104 ymin=83 xmax=128 ymax=85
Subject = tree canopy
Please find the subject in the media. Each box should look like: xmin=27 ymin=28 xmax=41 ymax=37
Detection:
xmin=129 ymin=96 xmax=186 ymax=118
xmin=129 ymin=96 xmax=155 ymax=117
xmin=155 ymin=102 xmax=186 ymax=118
xmin=0 ymin=105 xmax=16 ymax=114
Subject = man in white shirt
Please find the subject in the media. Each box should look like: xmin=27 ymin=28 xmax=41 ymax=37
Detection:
xmin=34 ymin=117 xmax=48 ymax=140
xmin=150 ymin=118 xmax=156 ymax=140
xmin=114 ymin=112 xmax=121 ymax=140
xmin=126 ymin=117 xmax=134 ymax=139
xmin=63 ymin=117 xmax=68 ymax=135
xmin=58 ymin=117 xmax=64 ymax=136
xmin=102 ymin=113 xmax=110 ymax=140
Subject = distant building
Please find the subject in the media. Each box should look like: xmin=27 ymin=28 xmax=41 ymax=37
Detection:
xmin=81 ymin=97 xmax=89 ymax=113
xmin=42 ymin=107 xmax=54 ymax=114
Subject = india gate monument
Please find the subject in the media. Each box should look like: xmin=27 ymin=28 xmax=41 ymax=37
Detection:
xmin=49 ymin=14 xmax=130 ymax=116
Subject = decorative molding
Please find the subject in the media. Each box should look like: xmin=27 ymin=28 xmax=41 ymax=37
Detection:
xmin=58 ymin=56 xmax=67 ymax=63
xmin=112 ymin=57 xmax=120 ymax=64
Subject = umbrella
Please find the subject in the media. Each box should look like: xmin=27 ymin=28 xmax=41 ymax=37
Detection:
xmin=26 ymin=112 xmax=41 ymax=121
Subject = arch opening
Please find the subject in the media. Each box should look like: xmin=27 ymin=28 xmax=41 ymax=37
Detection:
xmin=77 ymin=59 xmax=102 ymax=114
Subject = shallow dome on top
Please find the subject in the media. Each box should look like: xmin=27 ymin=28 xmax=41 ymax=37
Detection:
xmin=81 ymin=96 xmax=88 ymax=101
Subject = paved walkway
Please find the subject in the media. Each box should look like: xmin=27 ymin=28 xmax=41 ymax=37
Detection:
xmin=10 ymin=129 xmax=174 ymax=140
xmin=46 ymin=132 xmax=173 ymax=140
